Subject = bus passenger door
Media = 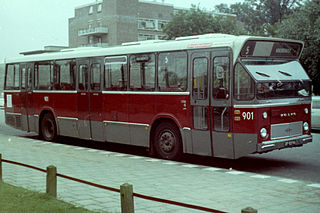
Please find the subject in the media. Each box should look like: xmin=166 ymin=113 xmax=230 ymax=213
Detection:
xmin=20 ymin=63 xmax=34 ymax=132
xmin=190 ymin=51 xmax=212 ymax=156
xmin=211 ymin=49 xmax=234 ymax=158
xmin=76 ymin=59 xmax=91 ymax=140
xmin=89 ymin=58 xmax=104 ymax=142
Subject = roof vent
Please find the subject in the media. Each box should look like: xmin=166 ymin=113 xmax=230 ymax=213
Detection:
xmin=175 ymin=33 xmax=233 ymax=41
xmin=121 ymin=40 xmax=166 ymax=46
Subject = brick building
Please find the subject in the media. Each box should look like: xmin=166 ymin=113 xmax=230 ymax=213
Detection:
xmin=68 ymin=0 xmax=174 ymax=48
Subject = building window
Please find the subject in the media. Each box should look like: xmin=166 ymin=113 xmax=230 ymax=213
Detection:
xmin=138 ymin=19 xmax=156 ymax=30
xmin=89 ymin=6 xmax=93 ymax=14
xmin=158 ymin=20 xmax=168 ymax=31
xmin=97 ymin=3 xmax=102 ymax=12
xmin=138 ymin=34 xmax=156 ymax=41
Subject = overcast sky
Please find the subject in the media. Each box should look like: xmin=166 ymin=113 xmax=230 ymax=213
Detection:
xmin=0 ymin=0 xmax=243 ymax=63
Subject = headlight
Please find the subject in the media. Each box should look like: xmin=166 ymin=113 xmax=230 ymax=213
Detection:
xmin=262 ymin=112 xmax=268 ymax=119
xmin=303 ymin=122 xmax=309 ymax=131
xmin=304 ymin=108 xmax=309 ymax=114
xmin=260 ymin=128 xmax=267 ymax=138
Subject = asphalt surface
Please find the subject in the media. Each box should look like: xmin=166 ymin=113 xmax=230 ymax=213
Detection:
xmin=1 ymin=133 xmax=320 ymax=213
xmin=0 ymin=107 xmax=319 ymax=183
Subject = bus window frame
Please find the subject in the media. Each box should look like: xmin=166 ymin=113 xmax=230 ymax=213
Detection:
xmin=104 ymin=55 xmax=128 ymax=91
xmin=34 ymin=61 xmax=54 ymax=90
xmin=4 ymin=63 xmax=20 ymax=90
xmin=233 ymin=61 xmax=255 ymax=101
xmin=129 ymin=52 xmax=156 ymax=91
xmin=157 ymin=50 xmax=188 ymax=92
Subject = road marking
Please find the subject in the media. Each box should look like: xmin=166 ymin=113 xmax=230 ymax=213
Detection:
xmin=114 ymin=154 xmax=127 ymax=157
xmin=102 ymin=151 xmax=113 ymax=155
xmin=88 ymin=149 xmax=99 ymax=153
xmin=250 ymin=174 xmax=271 ymax=179
xmin=202 ymin=167 xmax=222 ymax=172
xmin=226 ymin=171 xmax=245 ymax=175
xmin=278 ymin=178 xmax=299 ymax=184
xmin=74 ymin=147 xmax=86 ymax=150
xmin=146 ymin=159 xmax=161 ymax=162
xmin=182 ymin=164 xmax=198 ymax=168
xmin=129 ymin=156 xmax=145 ymax=159
xmin=307 ymin=184 xmax=320 ymax=188
xmin=163 ymin=161 xmax=179 ymax=165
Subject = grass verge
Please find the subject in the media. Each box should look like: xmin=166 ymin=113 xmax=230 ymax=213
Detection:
xmin=0 ymin=182 xmax=99 ymax=213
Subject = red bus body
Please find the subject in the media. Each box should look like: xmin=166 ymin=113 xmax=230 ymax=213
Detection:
xmin=4 ymin=34 xmax=312 ymax=159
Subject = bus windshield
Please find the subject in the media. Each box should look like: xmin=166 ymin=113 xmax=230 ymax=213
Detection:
xmin=256 ymin=80 xmax=311 ymax=99
xmin=241 ymin=60 xmax=311 ymax=99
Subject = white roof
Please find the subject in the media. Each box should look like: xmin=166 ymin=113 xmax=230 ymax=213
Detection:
xmin=5 ymin=34 xmax=303 ymax=64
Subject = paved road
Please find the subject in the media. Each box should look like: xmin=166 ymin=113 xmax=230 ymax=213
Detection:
xmin=0 ymin=108 xmax=320 ymax=183
xmin=1 ymin=133 xmax=320 ymax=213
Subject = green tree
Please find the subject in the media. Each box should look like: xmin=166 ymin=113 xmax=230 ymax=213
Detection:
xmin=276 ymin=0 xmax=320 ymax=95
xmin=163 ymin=6 xmax=245 ymax=39
xmin=215 ymin=0 xmax=302 ymax=35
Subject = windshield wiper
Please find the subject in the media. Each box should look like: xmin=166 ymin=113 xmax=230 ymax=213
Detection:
xmin=256 ymin=72 xmax=270 ymax=77
xmin=278 ymin=70 xmax=292 ymax=77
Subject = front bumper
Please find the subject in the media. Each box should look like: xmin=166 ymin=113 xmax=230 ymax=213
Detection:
xmin=257 ymin=134 xmax=312 ymax=153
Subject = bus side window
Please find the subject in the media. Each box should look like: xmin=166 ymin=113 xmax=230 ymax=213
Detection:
xmin=5 ymin=64 xmax=20 ymax=90
xmin=158 ymin=51 xmax=187 ymax=92
xmin=234 ymin=63 xmax=254 ymax=100
xmin=213 ymin=56 xmax=229 ymax=99
xmin=34 ymin=62 xmax=54 ymax=90
xmin=21 ymin=68 xmax=26 ymax=90
xmin=55 ymin=60 xmax=76 ymax=90
xmin=129 ymin=54 xmax=155 ymax=91
xmin=91 ymin=63 xmax=101 ymax=91
xmin=104 ymin=56 xmax=127 ymax=91
xmin=27 ymin=68 xmax=32 ymax=89
xmin=192 ymin=57 xmax=208 ymax=100
xmin=78 ymin=65 xmax=88 ymax=91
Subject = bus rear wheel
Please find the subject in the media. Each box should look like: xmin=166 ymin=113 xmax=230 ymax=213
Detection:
xmin=41 ymin=113 xmax=57 ymax=142
xmin=154 ymin=122 xmax=182 ymax=160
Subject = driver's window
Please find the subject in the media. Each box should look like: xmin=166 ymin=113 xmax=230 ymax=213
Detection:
xmin=234 ymin=63 xmax=254 ymax=100
xmin=213 ymin=56 xmax=229 ymax=99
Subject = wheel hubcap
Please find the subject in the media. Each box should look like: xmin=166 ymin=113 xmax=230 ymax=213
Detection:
xmin=44 ymin=120 xmax=54 ymax=139
xmin=159 ymin=131 xmax=175 ymax=153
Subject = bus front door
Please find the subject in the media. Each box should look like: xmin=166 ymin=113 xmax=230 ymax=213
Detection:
xmin=190 ymin=51 xmax=212 ymax=156
xmin=211 ymin=49 xmax=234 ymax=159
xmin=190 ymin=49 xmax=234 ymax=158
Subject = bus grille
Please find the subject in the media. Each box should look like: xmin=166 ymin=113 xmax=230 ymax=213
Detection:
xmin=270 ymin=121 xmax=302 ymax=140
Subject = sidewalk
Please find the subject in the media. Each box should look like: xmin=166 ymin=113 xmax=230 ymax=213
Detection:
xmin=0 ymin=133 xmax=319 ymax=213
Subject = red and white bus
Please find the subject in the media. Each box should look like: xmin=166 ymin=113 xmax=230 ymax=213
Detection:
xmin=4 ymin=34 xmax=312 ymax=160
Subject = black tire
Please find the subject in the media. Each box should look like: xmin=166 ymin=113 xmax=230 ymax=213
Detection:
xmin=40 ymin=113 xmax=57 ymax=142
xmin=153 ymin=122 xmax=182 ymax=160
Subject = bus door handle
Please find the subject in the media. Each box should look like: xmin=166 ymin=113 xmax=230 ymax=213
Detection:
xmin=28 ymin=92 xmax=32 ymax=95
xmin=81 ymin=93 xmax=87 ymax=96
xmin=92 ymin=93 xmax=99 ymax=96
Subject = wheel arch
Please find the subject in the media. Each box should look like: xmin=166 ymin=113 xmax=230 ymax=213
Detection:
xmin=149 ymin=115 xmax=183 ymax=157
xmin=38 ymin=109 xmax=59 ymax=137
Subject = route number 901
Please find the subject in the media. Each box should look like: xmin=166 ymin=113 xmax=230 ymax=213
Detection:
xmin=242 ymin=112 xmax=254 ymax=120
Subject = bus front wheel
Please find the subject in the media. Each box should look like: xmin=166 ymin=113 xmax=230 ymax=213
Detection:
xmin=154 ymin=122 xmax=182 ymax=160
xmin=40 ymin=113 xmax=57 ymax=142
